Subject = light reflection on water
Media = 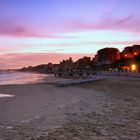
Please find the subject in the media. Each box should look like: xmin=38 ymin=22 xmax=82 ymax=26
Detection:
xmin=0 ymin=94 xmax=15 ymax=98
xmin=0 ymin=72 xmax=47 ymax=85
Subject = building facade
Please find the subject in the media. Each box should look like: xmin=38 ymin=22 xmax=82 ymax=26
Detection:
xmin=122 ymin=45 xmax=140 ymax=59
xmin=95 ymin=48 xmax=120 ymax=70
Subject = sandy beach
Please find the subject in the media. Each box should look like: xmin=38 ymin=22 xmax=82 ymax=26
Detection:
xmin=0 ymin=76 xmax=140 ymax=140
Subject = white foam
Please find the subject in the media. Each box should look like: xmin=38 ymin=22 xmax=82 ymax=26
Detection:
xmin=0 ymin=94 xmax=14 ymax=98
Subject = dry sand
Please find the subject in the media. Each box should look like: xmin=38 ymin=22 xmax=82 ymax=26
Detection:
xmin=0 ymin=76 xmax=140 ymax=140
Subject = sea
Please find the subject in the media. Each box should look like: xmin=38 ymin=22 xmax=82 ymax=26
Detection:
xmin=0 ymin=71 xmax=48 ymax=98
xmin=0 ymin=71 xmax=47 ymax=85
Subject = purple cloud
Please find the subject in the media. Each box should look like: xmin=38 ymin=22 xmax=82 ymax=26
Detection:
xmin=61 ymin=15 xmax=140 ymax=34
xmin=0 ymin=19 xmax=74 ymax=38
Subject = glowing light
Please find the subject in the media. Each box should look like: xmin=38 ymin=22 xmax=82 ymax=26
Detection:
xmin=131 ymin=64 xmax=136 ymax=71
xmin=124 ymin=54 xmax=128 ymax=57
xmin=134 ymin=52 xmax=137 ymax=55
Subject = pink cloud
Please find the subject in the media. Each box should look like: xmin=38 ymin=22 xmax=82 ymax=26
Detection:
xmin=0 ymin=53 xmax=94 ymax=69
xmin=0 ymin=48 xmax=7 ymax=52
xmin=0 ymin=20 xmax=36 ymax=37
xmin=1 ymin=13 xmax=139 ymax=38
xmin=62 ymin=15 xmax=140 ymax=34
xmin=0 ymin=47 xmax=17 ymax=52
xmin=0 ymin=19 xmax=74 ymax=38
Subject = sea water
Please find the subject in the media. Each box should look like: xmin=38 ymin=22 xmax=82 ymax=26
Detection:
xmin=0 ymin=72 xmax=47 ymax=85
xmin=0 ymin=72 xmax=48 ymax=98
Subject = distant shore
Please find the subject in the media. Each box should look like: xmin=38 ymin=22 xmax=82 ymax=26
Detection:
xmin=0 ymin=76 xmax=140 ymax=140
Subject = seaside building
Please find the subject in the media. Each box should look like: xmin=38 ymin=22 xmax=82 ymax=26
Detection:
xmin=20 ymin=45 xmax=140 ymax=75
xmin=75 ymin=57 xmax=91 ymax=70
xmin=55 ymin=57 xmax=93 ymax=77
xmin=95 ymin=48 xmax=121 ymax=70
xmin=120 ymin=45 xmax=140 ymax=72
xmin=74 ymin=57 xmax=92 ymax=76
xmin=56 ymin=57 xmax=74 ymax=76
xmin=122 ymin=45 xmax=140 ymax=59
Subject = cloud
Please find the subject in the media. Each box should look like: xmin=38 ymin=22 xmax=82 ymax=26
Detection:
xmin=0 ymin=47 xmax=16 ymax=52
xmin=0 ymin=52 xmax=94 ymax=69
xmin=62 ymin=15 xmax=140 ymax=34
xmin=1 ymin=13 xmax=139 ymax=38
xmin=117 ymin=15 xmax=133 ymax=24
xmin=0 ymin=20 xmax=35 ymax=37
xmin=0 ymin=19 xmax=74 ymax=38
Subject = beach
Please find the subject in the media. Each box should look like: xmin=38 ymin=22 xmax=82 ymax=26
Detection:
xmin=0 ymin=75 xmax=140 ymax=140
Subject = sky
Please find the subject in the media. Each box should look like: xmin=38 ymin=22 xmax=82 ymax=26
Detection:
xmin=0 ymin=0 xmax=140 ymax=69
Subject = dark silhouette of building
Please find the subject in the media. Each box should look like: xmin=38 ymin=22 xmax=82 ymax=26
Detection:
xmin=75 ymin=57 xmax=91 ymax=70
xmin=95 ymin=48 xmax=120 ymax=70
xmin=19 ymin=45 xmax=140 ymax=75
xmin=56 ymin=57 xmax=74 ymax=76
xmin=122 ymin=45 xmax=140 ymax=59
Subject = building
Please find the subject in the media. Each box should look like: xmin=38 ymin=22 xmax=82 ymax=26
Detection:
xmin=55 ymin=57 xmax=93 ymax=77
xmin=95 ymin=48 xmax=120 ymax=70
xmin=122 ymin=45 xmax=140 ymax=59
xmin=119 ymin=45 xmax=140 ymax=72
xmin=75 ymin=57 xmax=91 ymax=70
xmin=56 ymin=57 xmax=74 ymax=76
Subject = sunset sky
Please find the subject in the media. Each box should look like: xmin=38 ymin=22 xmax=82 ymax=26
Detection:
xmin=0 ymin=0 xmax=140 ymax=69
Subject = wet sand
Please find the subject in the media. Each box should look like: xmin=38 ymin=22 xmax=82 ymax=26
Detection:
xmin=0 ymin=76 xmax=140 ymax=140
